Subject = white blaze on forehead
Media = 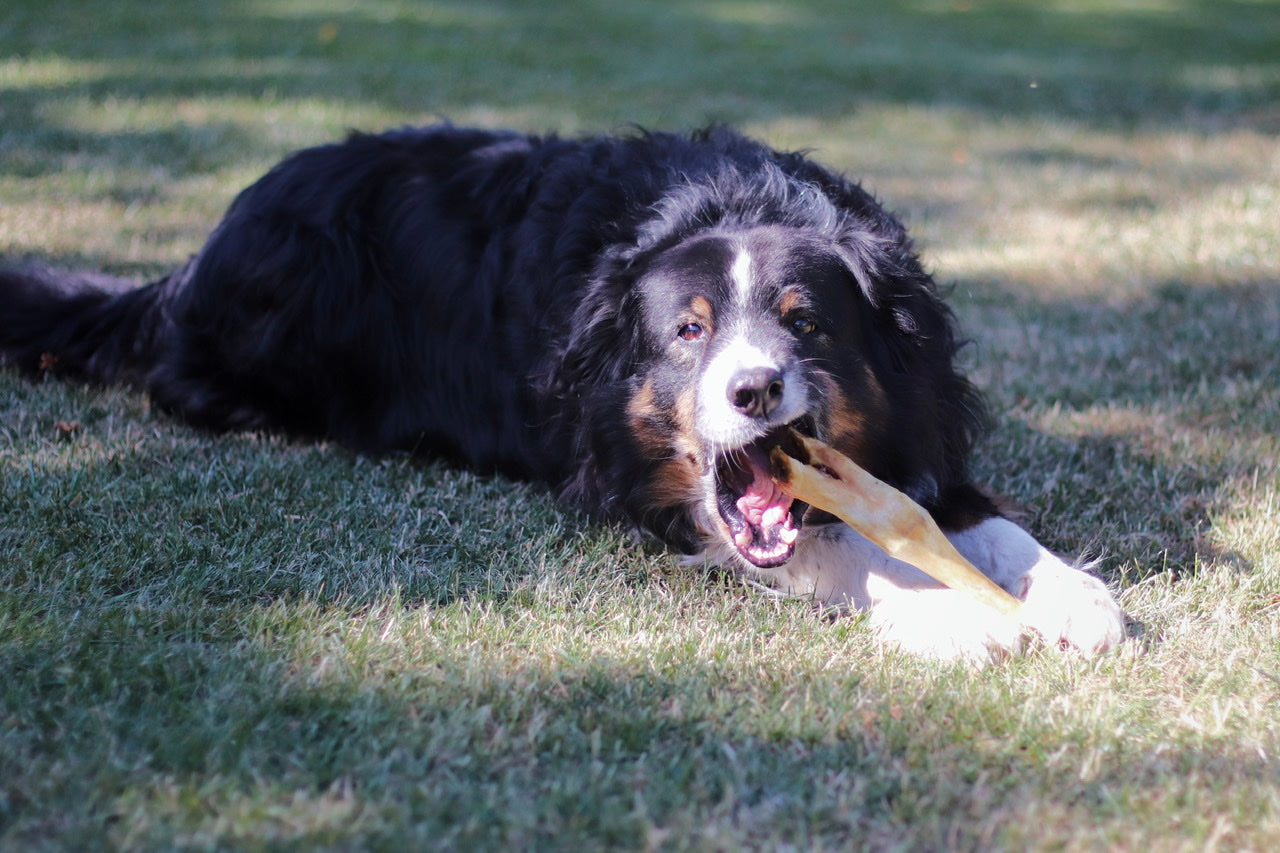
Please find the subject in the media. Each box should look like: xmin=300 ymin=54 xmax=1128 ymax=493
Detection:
xmin=730 ymin=247 xmax=754 ymax=304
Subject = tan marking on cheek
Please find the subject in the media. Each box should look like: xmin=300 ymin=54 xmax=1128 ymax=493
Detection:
xmin=627 ymin=378 xmax=669 ymax=459
xmin=633 ymin=383 xmax=704 ymax=509
xmin=674 ymin=386 xmax=696 ymax=426
xmin=862 ymin=363 xmax=889 ymax=413
xmin=818 ymin=373 xmax=883 ymax=470
xmin=648 ymin=458 xmax=704 ymax=508
xmin=628 ymin=377 xmax=656 ymax=416
xmin=672 ymin=386 xmax=705 ymax=472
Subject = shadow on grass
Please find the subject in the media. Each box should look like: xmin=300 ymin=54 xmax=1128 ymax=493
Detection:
xmin=2 ymin=0 xmax=1278 ymax=181
xmin=0 ymin=418 xmax=609 ymax=613
xmin=962 ymin=276 xmax=1279 ymax=579
xmin=4 ymin=619 xmax=1277 ymax=847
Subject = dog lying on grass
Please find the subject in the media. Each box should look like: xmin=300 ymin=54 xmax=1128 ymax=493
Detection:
xmin=0 ymin=123 xmax=1125 ymax=659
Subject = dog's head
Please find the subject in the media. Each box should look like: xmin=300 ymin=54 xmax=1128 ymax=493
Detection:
xmin=553 ymin=171 xmax=986 ymax=570
xmin=622 ymin=226 xmax=864 ymax=566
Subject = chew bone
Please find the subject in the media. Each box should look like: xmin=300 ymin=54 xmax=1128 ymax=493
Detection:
xmin=769 ymin=433 xmax=1022 ymax=617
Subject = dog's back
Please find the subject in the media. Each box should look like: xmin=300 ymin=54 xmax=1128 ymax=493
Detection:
xmin=0 ymin=125 xmax=869 ymax=470
xmin=3 ymin=127 xmax=572 ymax=470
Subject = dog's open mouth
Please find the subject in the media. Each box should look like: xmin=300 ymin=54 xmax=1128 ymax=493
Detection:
xmin=714 ymin=423 xmax=811 ymax=568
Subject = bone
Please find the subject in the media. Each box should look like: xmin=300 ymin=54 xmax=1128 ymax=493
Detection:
xmin=769 ymin=433 xmax=1023 ymax=617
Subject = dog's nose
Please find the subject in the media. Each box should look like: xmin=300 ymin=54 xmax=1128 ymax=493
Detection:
xmin=728 ymin=366 xmax=785 ymax=419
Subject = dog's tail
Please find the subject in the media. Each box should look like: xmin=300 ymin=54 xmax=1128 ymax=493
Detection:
xmin=0 ymin=262 xmax=179 ymax=386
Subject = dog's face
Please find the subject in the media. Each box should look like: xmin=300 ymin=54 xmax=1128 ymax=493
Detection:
xmin=627 ymin=225 xmax=892 ymax=569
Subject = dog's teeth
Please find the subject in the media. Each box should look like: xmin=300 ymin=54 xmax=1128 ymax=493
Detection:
xmin=761 ymin=506 xmax=787 ymax=528
xmin=780 ymin=525 xmax=799 ymax=545
xmin=735 ymin=528 xmax=754 ymax=550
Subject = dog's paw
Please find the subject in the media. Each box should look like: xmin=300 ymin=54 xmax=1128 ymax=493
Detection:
xmin=867 ymin=566 xmax=1125 ymax=663
xmin=1016 ymin=562 xmax=1126 ymax=654
xmin=869 ymin=589 xmax=1028 ymax=663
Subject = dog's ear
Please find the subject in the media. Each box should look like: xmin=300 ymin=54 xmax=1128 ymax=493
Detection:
xmin=832 ymin=225 xmax=947 ymax=357
xmin=543 ymin=251 xmax=646 ymax=401
xmin=832 ymin=227 xmax=891 ymax=307
xmin=536 ymin=256 xmax=652 ymax=516
xmin=834 ymin=225 xmax=990 ymax=488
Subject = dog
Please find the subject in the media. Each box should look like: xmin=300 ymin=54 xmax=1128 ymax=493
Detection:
xmin=0 ymin=124 xmax=1125 ymax=659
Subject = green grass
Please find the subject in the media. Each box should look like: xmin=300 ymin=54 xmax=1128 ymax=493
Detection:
xmin=3 ymin=0 xmax=1279 ymax=848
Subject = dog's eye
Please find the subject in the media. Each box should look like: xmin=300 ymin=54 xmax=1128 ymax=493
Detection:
xmin=791 ymin=317 xmax=817 ymax=335
xmin=678 ymin=322 xmax=705 ymax=341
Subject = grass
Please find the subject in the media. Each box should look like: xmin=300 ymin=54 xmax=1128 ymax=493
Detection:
xmin=2 ymin=0 xmax=1279 ymax=848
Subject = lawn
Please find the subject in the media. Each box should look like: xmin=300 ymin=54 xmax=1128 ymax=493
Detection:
xmin=2 ymin=0 xmax=1279 ymax=848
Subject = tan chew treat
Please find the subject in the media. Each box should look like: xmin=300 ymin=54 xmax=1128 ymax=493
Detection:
xmin=769 ymin=433 xmax=1023 ymax=617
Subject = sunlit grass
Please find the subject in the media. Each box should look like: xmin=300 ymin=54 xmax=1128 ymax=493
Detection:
xmin=3 ymin=0 xmax=1279 ymax=848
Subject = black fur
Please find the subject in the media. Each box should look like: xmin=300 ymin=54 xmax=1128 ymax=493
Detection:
xmin=1 ymin=124 xmax=992 ymax=558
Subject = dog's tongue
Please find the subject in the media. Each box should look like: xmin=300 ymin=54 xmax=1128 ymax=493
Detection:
xmin=732 ymin=450 xmax=799 ymax=555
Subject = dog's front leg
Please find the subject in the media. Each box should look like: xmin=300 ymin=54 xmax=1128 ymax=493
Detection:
xmin=771 ymin=519 xmax=1125 ymax=660
xmin=946 ymin=517 xmax=1127 ymax=655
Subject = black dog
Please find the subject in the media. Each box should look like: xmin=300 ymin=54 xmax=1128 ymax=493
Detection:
xmin=1 ymin=124 xmax=1123 ymax=658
